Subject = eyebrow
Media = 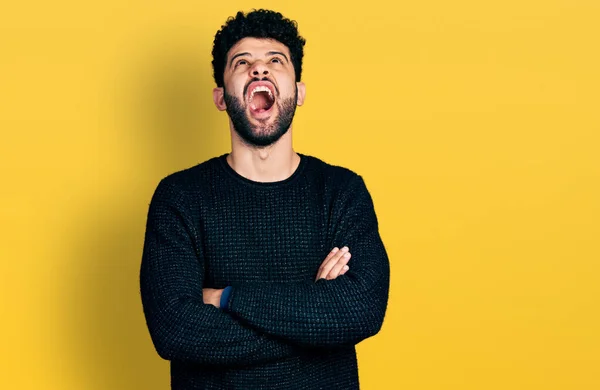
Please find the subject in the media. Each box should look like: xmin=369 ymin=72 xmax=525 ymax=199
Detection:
xmin=266 ymin=51 xmax=289 ymax=63
xmin=229 ymin=52 xmax=251 ymax=68
xmin=228 ymin=51 xmax=290 ymax=67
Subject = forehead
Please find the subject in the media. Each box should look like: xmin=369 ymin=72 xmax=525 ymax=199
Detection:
xmin=227 ymin=37 xmax=291 ymax=61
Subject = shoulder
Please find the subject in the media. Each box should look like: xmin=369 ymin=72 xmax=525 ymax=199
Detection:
xmin=302 ymin=154 xmax=363 ymax=188
xmin=301 ymin=156 xmax=378 ymax=223
xmin=150 ymin=155 xmax=224 ymax=203
xmin=302 ymin=154 xmax=369 ymax=203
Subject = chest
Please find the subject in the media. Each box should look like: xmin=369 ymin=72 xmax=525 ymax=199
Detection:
xmin=198 ymin=189 xmax=333 ymax=285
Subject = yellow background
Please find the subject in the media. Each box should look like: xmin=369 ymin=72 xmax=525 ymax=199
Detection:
xmin=1 ymin=1 xmax=599 ymax=389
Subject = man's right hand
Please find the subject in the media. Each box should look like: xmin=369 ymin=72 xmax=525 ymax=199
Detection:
xmin=315 ymin=247 xmax=351 ymax=282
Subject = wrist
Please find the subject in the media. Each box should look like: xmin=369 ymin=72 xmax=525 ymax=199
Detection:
xmin=219 ymin=286 xmax=233 ymax=310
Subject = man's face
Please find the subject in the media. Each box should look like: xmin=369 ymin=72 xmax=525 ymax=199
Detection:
xmin=214 ymin=37 xmax=305 ymax=147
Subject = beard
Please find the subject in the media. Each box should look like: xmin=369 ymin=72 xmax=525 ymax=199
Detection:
xmin=223 ymin=86 xmax=298 ymax=148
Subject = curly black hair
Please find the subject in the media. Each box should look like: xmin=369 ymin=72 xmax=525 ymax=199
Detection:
xmin=211 ymin=9 xmax=306 ymax=88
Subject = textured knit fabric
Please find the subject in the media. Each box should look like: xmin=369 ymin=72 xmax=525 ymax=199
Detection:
xmin=140 ymin=153 xmax=390 ymax=390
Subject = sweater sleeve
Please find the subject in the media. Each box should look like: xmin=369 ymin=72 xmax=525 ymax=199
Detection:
xmin=223 ymin=175 xmax=390 ymax=348
xmin=140 ymin=178 xmax=302 ymax=367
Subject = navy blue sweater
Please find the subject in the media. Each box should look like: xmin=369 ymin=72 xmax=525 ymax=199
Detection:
xmin=140 ymin=154 xmax=390 ymax=389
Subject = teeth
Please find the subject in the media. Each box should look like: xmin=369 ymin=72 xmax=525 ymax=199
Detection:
xmin=249 ymin=85 xmax=274 ymax=100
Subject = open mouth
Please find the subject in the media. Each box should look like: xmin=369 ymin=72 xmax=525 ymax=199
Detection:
xmin=248 ymin=84 xmax=275 ymax=115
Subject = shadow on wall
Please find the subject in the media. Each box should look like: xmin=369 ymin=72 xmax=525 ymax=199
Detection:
xmin=62 ymin=46 xmax=224 ymax=389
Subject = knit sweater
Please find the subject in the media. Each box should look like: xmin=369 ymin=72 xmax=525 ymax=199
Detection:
xmin=140 ymin=153 xmax=390 ymax=389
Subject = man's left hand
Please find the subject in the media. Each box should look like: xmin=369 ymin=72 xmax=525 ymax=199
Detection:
xmin=202 ymin=288 xmax=224 ymax=308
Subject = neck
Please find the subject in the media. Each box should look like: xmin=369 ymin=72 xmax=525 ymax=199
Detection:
xmin=227 ymin=127 xmax=300 ymax=183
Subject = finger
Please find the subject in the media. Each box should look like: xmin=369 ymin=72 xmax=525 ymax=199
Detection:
xmin=326 ymin=252 xmax=351 ymax=280
xmin=317 ymin=247 xmax=341 ymax=275
xmin=317 ymin=247 xmax=348 ymax=279
xmin=318 ymin=247 xmax=347 ymax=278
xmin=340 ymin=265 xmax=349 ymax=275
xmin=321 ymin=246 xmax=340 ymax=268
xmin=316 ymin=248 xmax=339 ymax=278
xmin=317 ymin=247 xmax=349 ymax=281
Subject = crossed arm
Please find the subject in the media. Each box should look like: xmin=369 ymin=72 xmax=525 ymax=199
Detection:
xmin=202 ymin=245 xmax=353 ymax=306
xmin=140 ymin=175 xmax=390 ymax=366
xmin=141 ymin=179 xmax=307 ymax=368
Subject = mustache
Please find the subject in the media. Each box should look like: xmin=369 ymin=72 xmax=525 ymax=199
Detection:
xmin=243 ymin=77 xmax=279 ymax=97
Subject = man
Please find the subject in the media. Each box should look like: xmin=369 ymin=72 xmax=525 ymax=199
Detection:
xmin=140 ymin=9 xmax=390 ymax=389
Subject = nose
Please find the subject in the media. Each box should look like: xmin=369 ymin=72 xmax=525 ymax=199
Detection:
xmin=250 ymin=61 xmax=269 ymax=77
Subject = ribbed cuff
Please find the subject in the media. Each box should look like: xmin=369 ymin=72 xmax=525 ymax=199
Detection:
xmin=220 ymin=286 xmax=233 ymax=310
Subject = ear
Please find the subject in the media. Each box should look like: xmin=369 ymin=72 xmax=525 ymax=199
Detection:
xmin=296 ymin=82 xmax=306 ymax=106
xmin=213 ymin=87 xmax=227 ymax=111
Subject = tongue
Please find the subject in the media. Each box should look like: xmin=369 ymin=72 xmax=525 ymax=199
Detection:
xmin=252 ymin=92 xmax=271 ymax=111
